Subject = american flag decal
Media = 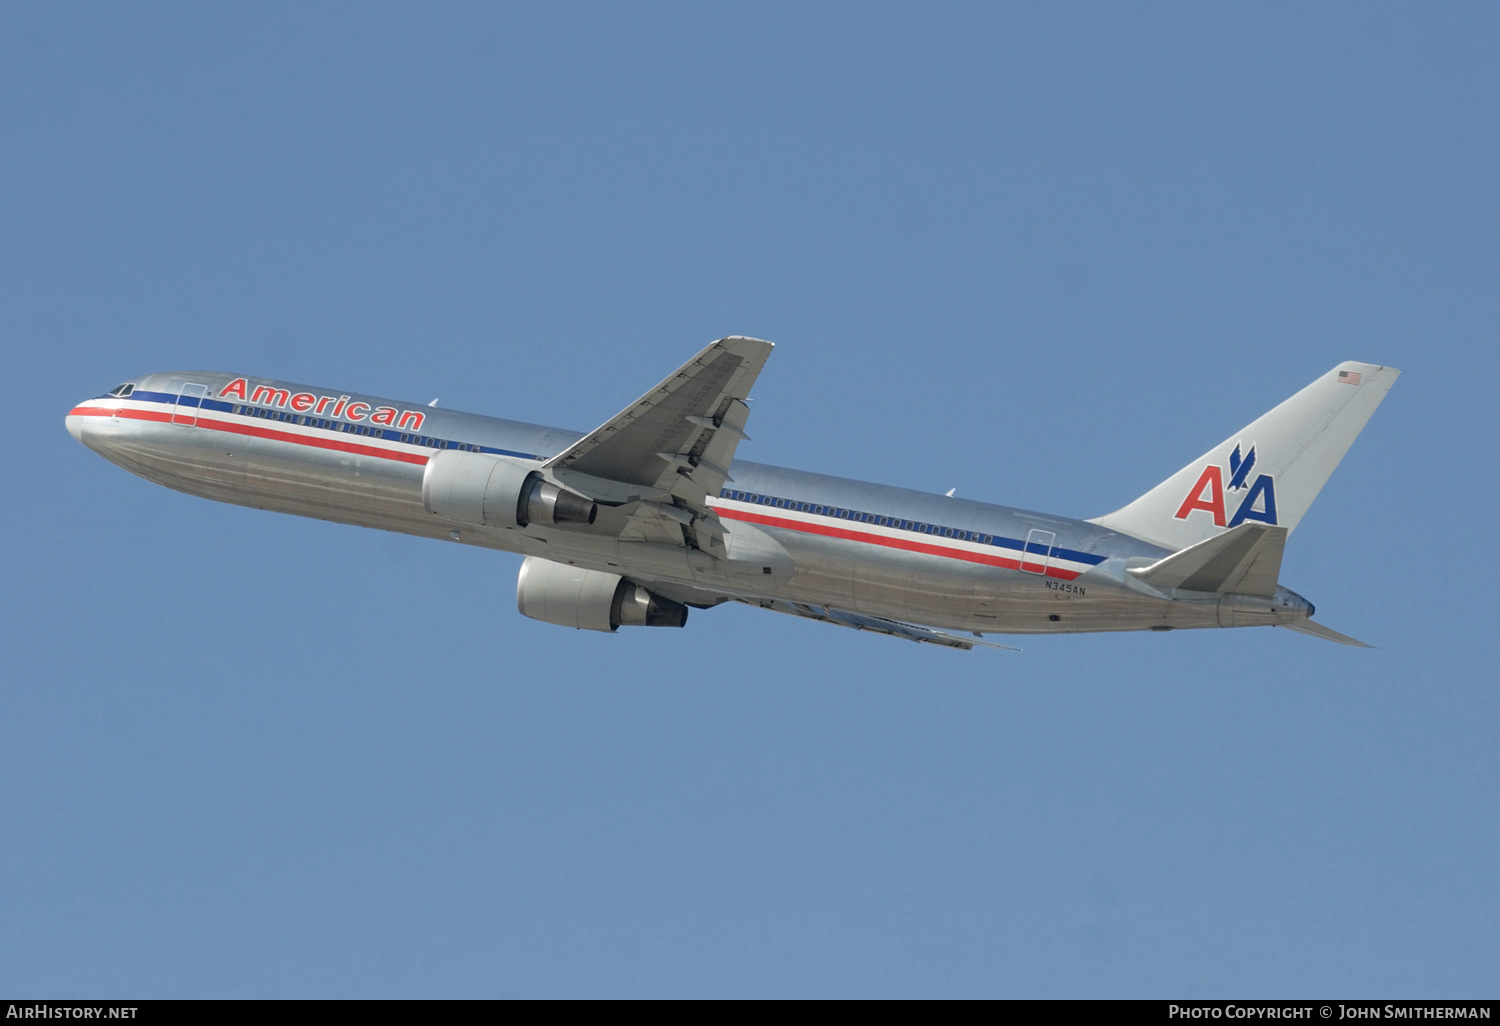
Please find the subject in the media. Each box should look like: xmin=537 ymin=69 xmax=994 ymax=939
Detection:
xmin=1338 ymin=370 xmax=1362 ymax=385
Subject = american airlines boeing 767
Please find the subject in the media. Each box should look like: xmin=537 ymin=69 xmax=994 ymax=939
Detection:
xmin=66 ymin=338 xmax=1397 ymax=650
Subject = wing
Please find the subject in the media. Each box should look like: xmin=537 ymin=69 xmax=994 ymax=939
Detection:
xmin=547 ymin=336 xmax=773 ymax=556
xmin=745 ymin=599 xmax=1019 ymax=652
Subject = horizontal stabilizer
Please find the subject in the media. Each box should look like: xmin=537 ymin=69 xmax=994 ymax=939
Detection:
xmin=747 ymin=599 xmax=1019 ymax=651
xmin=1277 ymin=619 xmax=1373 ymax=648
xmin=1128 ymin=523 xmax=1287 ymax=596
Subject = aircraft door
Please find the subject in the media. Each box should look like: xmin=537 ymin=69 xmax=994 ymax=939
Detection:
xmin=173 ymin=383 xmax=209 ymax=426
xmin=1020 ymin=529 xmax=1056 ymax=574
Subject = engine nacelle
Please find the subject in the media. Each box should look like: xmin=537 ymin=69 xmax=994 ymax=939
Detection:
xmin=516 ymin=556 xmax=689 ymax=632
xmin=423 ymin=450 xmax=597 ymax=529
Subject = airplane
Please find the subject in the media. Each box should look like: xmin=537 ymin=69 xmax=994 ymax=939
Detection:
xmin=66 ymin=338 xmax=1398 ymax=650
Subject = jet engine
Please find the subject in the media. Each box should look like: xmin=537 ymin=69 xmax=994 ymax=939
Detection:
xmin=423 ymin=450 xmax=596 ymax=529
xmin=516 ymin=556 xmax=688 ymax=632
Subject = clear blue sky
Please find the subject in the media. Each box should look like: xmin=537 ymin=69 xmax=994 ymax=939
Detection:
xmin=3 ymin=1 xmax=1496 ymax=998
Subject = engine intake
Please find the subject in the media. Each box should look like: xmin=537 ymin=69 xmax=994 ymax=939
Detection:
xmin=516 ymin=556 xmax=688 ymax=632
xmin=423 ymin=450 xmax=597 ymax=529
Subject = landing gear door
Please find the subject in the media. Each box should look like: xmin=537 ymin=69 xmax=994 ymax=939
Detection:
xmin=1020 ymin=529 xmax=1056 ymax=575
xmin=173 ymin=383 xmax=209 ymax=426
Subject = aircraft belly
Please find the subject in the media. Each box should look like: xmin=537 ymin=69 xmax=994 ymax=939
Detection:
xmin=761 ymin=527 xmax=1034 ymax=631
xmin=748 ymin=526 xmax=1246 ymax=636
xmin=84 ymin=418 xmax=453 ymax=539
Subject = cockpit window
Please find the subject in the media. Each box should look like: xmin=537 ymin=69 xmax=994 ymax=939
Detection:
xmin=107 ymin=383 xmax=135 ymax=397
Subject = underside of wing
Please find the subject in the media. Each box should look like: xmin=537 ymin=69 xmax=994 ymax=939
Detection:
xmin=546 ymin=336 xmax=773 ymax=557
xmin=744 ymin=598 xmax=1019 ymax=651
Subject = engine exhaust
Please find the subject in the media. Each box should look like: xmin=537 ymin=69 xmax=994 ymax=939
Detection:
xmin=519 ymin=477 xmax=598 ymax=527
xmin=613 ymin=582 xmax=689 ymax=628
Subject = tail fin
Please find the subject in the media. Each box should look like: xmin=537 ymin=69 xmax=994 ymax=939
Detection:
xmin=1089 ymin=362 xmax=1399 ymax=551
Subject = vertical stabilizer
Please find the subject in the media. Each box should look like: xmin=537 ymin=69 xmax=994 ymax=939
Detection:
xmin=1089 ymin=362 xmax=1399 ymax=551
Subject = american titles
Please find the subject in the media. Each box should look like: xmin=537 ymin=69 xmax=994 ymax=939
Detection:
xmin=1174 ymin=442 xmax=1278 ymax=529
xmin=217 ymin=377 xmax=426 ymax=433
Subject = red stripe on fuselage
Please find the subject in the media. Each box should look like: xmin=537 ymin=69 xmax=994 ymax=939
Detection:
xmin=68 ymin=406 xmax=430 ymax=466
xmin=69 ymin=405 xmax=167 ymax=421
xmin=68 ymin=404 xmax=1085 ymax=582
xmin=715 ymin=506 xmax=1083 ymax=581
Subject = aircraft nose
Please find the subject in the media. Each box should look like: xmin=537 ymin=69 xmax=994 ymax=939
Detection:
xmin=65 ymin=402 xmax=93 ymax=443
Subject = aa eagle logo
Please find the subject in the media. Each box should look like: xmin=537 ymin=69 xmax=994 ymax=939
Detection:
xmin=1174 ymin=443 xmax=1278 ymax=528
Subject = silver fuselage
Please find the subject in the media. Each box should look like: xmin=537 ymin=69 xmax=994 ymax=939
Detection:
xmin=67 ymin=371 xmax=1314 ymax=636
